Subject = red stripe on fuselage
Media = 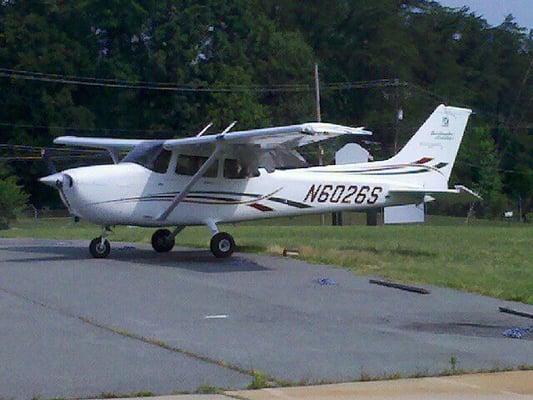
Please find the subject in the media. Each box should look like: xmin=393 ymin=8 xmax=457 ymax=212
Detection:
xmin=248 ymin=203 xmax=274 ymax=212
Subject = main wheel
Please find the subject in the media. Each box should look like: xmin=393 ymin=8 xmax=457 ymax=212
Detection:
xmin=210 ymin=232 xmax=235 ymax=258
xmin=151 ymin=229 xmax=175 ymax=253
xmin=89 ymin=237 xmax=111 ymax=258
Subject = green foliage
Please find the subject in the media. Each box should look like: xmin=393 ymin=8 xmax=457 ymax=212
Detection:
xmin=455 ymin=127 xmax=506 ymax=217
xmin=206 ymin=66 xmax=270 ymax=129
xmin=0 ymin=166 xmax=28 ymax=228
xmin=0 ymin=1 xmax=531 ymax=215
xmin=247 ymin=370 xmax=271 ymax=389
xmin=98 ymin=391 xmax=153 ymax=399
xmin=450 ymin=355 xmax=458 ymax=373
xmin=195 ymin=385 xmax=223 ymax=394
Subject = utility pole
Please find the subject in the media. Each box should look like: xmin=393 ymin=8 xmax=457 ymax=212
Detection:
xmin=393 ymin=78 xmax=401 ymax=154
xmin=314 ymin=63 xmax=322 ymax=124
xmin=314 ymin=63 xmax=326 ymax=226
xmin=314 ymin=63 xmax=323 ymax=161
xmin=518 ymin=195 xmax=523 ymax=222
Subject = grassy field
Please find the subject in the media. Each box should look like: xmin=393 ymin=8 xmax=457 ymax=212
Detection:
xmin=1 ymin=216 xmax=532 ymax=304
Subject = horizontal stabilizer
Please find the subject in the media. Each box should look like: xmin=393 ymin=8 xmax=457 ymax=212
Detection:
xmin=389 ymin=185 xmax=481 ymax=204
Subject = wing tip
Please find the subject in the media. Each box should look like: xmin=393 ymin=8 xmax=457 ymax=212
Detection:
xmin=53 ymin=136 xmax=76 ymax=145
xmin=302 ymin=122 xmax=372 ymax=136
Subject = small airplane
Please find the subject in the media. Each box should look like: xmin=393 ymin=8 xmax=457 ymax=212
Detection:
xmin=40 ymin=104 xmax=479 ymax=259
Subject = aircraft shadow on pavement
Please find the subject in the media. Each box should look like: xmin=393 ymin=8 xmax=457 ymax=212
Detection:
xmin=0 ymin=244 xmax=270 ymax=273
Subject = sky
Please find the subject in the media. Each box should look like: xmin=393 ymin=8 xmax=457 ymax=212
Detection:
xmin=438 ymin=0 xmax=533 ymax=29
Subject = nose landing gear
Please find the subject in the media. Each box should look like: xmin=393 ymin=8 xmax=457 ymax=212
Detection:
xmin=89 ymin=227 xmax=111 ymax=258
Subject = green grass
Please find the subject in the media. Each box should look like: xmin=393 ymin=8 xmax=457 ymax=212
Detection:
xmin=247 ymin=370 xmax=271 ymax=390
xmin=2 ymin=216 xmax=532 ymax=304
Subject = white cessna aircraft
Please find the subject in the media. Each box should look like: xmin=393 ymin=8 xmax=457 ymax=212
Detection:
xmin=41 ymin=104 xmax=479 ymax=259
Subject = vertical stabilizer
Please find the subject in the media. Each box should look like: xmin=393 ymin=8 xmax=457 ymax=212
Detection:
xmin=388 ymin=104 xmax=472 ymax=185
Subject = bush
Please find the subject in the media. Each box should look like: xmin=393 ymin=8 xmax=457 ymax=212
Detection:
xmin=247 ymin=370 xmax=270 ymax=389
xmin=0 ymin=174 xmax=28 ymax=229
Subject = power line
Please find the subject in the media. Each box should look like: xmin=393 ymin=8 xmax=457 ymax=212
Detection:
xmin=0 ymin=67 xmax=310 ymax=88
xmin=0 ymin=144 xmax=105 ymax=153
xmin=0 ymin=67 xmax=404 ymax=93
xmin=0 ymin=155 xmax=107 ymax=161
xmin=0 ymin=121 xmax=183 ymax=135
xmin=455 ymin=160 xmax=532 ymax=176
xmin=407 ymin=83 xmax=533 ymax=128
xmin=0 ymin=67 xmax=530 ymax=128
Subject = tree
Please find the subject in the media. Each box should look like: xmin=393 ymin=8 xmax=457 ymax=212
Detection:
xmin=454 ymin=127 xmax=506 ymax=218
xmin=0 ymin=0 xmax=531 ymax=216
xmin=0 ymin=165 xmax=28 ymax=229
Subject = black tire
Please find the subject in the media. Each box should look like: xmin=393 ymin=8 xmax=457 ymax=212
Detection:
xmin=89 ymin=237 xmax=111 ymax=258
xmin=151 ymin=229 xmax=175 ymax=253
xmin=210 ymin=232 xmax=235 ymax=258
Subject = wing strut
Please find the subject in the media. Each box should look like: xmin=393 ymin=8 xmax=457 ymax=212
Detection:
xmin=107 ymin=148 xmax=120 ymax=164
xmin=157 ymin=146 xmax=221 ymax=221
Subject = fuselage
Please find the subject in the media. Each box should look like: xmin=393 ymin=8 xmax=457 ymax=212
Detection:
xmin=49 ymin=158 xmax=422 ymax=228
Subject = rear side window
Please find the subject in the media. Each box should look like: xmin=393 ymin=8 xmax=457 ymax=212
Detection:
xmin=152 ymin=149 xmax=172 ymax=173
xmin=175 ymin=155 xmax=218 ymax=177
xmin=224 ymin=159 xmax=259 ymax=179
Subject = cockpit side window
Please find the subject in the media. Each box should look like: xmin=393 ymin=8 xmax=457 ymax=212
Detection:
xmin=224 ymin=159 xmax=259 ymax=179
xmin=175 ymin=155 xmax=218 ymax=177
xmin=121 ymin=141 xmax=171 ymax=173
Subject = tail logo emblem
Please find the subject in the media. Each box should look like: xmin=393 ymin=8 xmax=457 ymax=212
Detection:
xmin=442 ymin=116 xmax=449 ymax=127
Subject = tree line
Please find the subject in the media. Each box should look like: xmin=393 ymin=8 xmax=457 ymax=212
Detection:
xmin=0 ymin=0 xmax=531 ymax=221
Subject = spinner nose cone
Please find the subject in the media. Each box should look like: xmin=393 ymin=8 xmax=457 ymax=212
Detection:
xmin=39 ymin=173 xmax=71 ymax=188
xmin=39 ymin=173 xmax=62 ymax=188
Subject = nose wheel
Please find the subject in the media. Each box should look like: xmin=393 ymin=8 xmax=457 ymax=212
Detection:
xmin=210 ymin=232 xmax=235 ymax=258
xmin=151 ymin=229 xmax=176 ymax=253
xmin=89 ymin=236 xmax=111 ymax=258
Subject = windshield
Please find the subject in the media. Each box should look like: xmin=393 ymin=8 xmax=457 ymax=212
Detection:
xmin=121 ymin=141 xmax=170 ymax=173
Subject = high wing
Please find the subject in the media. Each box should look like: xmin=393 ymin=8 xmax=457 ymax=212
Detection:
xmin=162 ymin=123 xmax=370 ymax=150
xmin=54 ymin=122 xmax=370 ymax=151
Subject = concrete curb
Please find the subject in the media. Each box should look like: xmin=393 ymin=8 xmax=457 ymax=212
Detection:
xmin=226 ymin=370 xmax=533 ymax=399
xmin=94 ymin=371 xmax=533 ymax=400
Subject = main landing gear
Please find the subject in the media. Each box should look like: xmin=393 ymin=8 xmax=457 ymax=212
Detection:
xmin=210 ymin=232 xmax=235 ymax=258
xmin=206 ymin=220 xmax=235 ymax=258
xmin=88 ymin=223 xmax=235 ymax=259
xmin=151 ymin=227 xmax=183 ymax=253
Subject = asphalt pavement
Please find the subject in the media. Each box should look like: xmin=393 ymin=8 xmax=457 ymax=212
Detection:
xmin=0 ymin=238 xmax=532 ymax=399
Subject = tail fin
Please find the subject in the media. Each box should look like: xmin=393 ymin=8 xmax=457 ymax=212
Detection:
xmin=387 ymin=104 xmax=472 ymax=186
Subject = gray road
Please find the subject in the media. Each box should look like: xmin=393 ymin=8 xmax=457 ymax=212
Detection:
xmin=0 ymin=238 xmax=532 ymax=399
